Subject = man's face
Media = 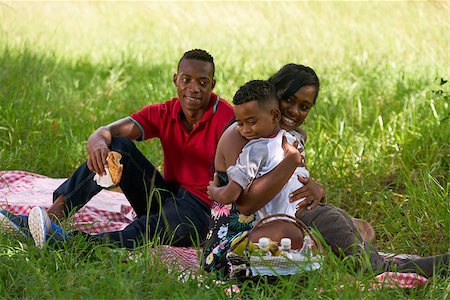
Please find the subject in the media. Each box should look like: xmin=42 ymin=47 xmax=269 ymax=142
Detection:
xmin=173 ymin=59 xmax=215 ymax=114
xmin=234 ymin=100 xmax=279 ymax=140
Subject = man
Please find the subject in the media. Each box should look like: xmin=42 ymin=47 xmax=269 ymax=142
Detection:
xmin=2 ymin=49 xmax=234 ymax=249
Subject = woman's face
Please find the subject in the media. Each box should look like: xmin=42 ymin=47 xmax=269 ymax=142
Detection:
xmin=279 ymin=85 xmax=316 ymax=131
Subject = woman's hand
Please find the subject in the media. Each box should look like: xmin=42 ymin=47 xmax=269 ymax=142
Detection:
xmin=290 ymin=176 xmax=326 ymax=210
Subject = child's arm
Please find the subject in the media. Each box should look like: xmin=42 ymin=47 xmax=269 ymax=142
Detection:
xmin=219 ymin=140 xmax=268 ymax=207
xmin=207 ymin=176 xmax=243 ymax=204
xmin=236 ymin=134 xmax=303 ymax=215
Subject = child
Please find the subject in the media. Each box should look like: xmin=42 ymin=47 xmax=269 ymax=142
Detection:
xmin=207 ymin=80 xmax=309 ymax=219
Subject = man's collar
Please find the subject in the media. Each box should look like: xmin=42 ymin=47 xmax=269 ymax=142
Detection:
xmin=171 ymin=93 xmax=219 ymax=123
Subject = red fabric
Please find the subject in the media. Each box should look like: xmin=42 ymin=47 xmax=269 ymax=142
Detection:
xmin=0 ymin=170 xmax=428 ymax=289
xmin=371 ymin=272 xmax=428 ymax=289
xmin=130 ymin=93 xmax=234 ymax=206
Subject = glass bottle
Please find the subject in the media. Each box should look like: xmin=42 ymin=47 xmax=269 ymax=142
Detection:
xmin=299 ymin=235 xmax=314 ymax=257
xmin=280 ymin=238 xmax=293 ymax=259
xmin=257 ymin=237 xmax=272 ymax=256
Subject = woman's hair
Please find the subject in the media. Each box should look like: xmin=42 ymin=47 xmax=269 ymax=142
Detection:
xmin=268 ymin=64 xmax=320 ymax=103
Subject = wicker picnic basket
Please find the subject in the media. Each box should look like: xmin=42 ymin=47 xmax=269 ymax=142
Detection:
xmin=227 ymin=214 xmax=325 ymax=278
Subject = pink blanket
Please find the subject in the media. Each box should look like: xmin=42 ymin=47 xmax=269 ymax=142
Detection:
xmin=0 ymin=170 xmax=428 ymax=289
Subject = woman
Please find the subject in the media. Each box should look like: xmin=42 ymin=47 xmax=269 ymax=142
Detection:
xmin=202 ymin=64 xmax=326 ymax=275
xmin=202 ymin=64 xmax=449 ymax=278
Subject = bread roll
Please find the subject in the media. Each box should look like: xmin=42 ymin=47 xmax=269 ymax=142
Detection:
xmin=107 ymin=151 xmax=123 ymax=185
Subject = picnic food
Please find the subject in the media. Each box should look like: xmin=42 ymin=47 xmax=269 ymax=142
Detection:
xmin=230 ymin=231 xmax=258 ymax=256
xmin=268 ymin=240 xmax=281 ymax=256
xmin=107 ymin=151 xmax=123 ymax=185
xmin=230 ymin=232 xmax=249 ymax=256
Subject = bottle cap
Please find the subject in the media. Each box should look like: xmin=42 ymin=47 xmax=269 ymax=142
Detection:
xmin=258 ymin=237 xmax=270 ymax=248
xmin=280 ymin=238 xmax=292 ymax=247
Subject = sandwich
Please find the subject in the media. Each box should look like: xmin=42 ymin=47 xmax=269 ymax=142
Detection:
xmin=107 ymin=151 xmax=123 ymax=185
xmin=93 ymin=151 xmax=123 ymax=188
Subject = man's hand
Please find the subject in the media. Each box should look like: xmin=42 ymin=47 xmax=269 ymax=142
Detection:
xmin=86 ymin=130 xmax=111 ymax=176
xmin=85 ymin=118 xmax=141 ymax=176
xmin=290 ymin=176 xmax=326 ymax=210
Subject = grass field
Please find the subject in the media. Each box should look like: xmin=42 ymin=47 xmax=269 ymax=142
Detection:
xmin=0 ymin=1 xmax=449 ymax=299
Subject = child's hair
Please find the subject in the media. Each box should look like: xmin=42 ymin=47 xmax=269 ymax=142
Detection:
xmin=232 ymin=80 xmax=278 ymax=111
xmin=268 ymin=64 xmax=320 ymax=103
xmin=178 ymin=49 xmax=215 ymax=76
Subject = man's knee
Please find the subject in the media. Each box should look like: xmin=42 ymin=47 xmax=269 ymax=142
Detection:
xmin=110 ymin=136 xmax=136 ymax=153
xmin=170 ymin=222 xmax=206 ymax=246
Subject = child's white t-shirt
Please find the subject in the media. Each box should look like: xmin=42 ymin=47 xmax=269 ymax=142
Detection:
xmin=227 ymin=129 xmax=309 ymax=219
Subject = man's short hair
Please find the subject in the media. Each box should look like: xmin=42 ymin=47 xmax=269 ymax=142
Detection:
xmin=232 ymin=80 xmax=278 ymax=111
xmin=178 ymin=49 xmax=215 ymax=77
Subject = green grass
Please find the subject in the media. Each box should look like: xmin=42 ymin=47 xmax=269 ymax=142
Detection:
xmin=0 ymin=1 xmax=449 ymax=299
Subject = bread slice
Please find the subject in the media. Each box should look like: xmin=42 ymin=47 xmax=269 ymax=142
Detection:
xmin=107 ymin=151 xmax=123 ymax=185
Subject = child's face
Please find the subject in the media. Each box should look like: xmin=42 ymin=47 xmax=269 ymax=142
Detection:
xmin=279 ymin=85 xmax=316 ymax=131
xmin=234 ymin=100 xmax=280 ymax=140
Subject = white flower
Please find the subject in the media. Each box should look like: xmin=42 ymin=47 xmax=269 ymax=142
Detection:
xmin=206 ymin=253 xmax=214 ymax=265
xmin=217 ymin=224 xmax=228 ymax=239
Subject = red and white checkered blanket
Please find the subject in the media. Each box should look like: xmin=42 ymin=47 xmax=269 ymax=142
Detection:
xmin=0 ymin=170 xmax=135 ymax=233
xmin=0 ymin=170 xmax=428 ymax=289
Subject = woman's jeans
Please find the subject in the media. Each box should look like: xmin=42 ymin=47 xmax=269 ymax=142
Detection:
xmin=53 ymin=137 xmax=210 ymax=248
xmin=298 ymin=203 xmax=449 ymax=278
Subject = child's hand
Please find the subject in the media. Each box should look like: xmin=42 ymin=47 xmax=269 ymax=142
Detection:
xmin=281 ymin=134 xmax=304 ymax=167
xmin=207 ymin=173 xmax=220 ymax=199
xmin=208 ymin=174 xmax=242 ymax=205
xmin=290 ymin=176 xmax=326 ymax=210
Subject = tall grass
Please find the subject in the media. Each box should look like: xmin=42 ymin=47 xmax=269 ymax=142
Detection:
xmin=0 ymin=1 xmax=449 ymax=298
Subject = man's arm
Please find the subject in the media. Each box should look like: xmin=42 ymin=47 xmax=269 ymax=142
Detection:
xmin=87 ymin=117 xmax=142 ymax=175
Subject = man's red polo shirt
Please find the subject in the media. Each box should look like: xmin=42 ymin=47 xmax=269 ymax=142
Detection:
xmin=129 ymin=92 xmax=234 ymax=206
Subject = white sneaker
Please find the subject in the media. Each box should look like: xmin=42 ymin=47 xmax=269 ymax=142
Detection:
xmin=29 ymin=206 xmax=52 ymax=249
xmin=0 ymin=210 xmax=30 ymax=238
xmin=29 ymin=206 xmax=68 ymax=249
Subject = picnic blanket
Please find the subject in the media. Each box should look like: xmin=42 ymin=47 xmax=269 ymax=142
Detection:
xmin=0 ymin=170 xmax=428 ymax=289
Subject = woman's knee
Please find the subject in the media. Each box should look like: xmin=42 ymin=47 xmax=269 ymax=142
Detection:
xmin=298 ymin=205 xmax=362 ymax=251
xmin=299 ymin=204 xmax=354 ymax=233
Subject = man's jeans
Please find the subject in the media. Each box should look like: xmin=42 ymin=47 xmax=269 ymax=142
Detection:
xmin=53 ymin=137 xmax=210 ymax=248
